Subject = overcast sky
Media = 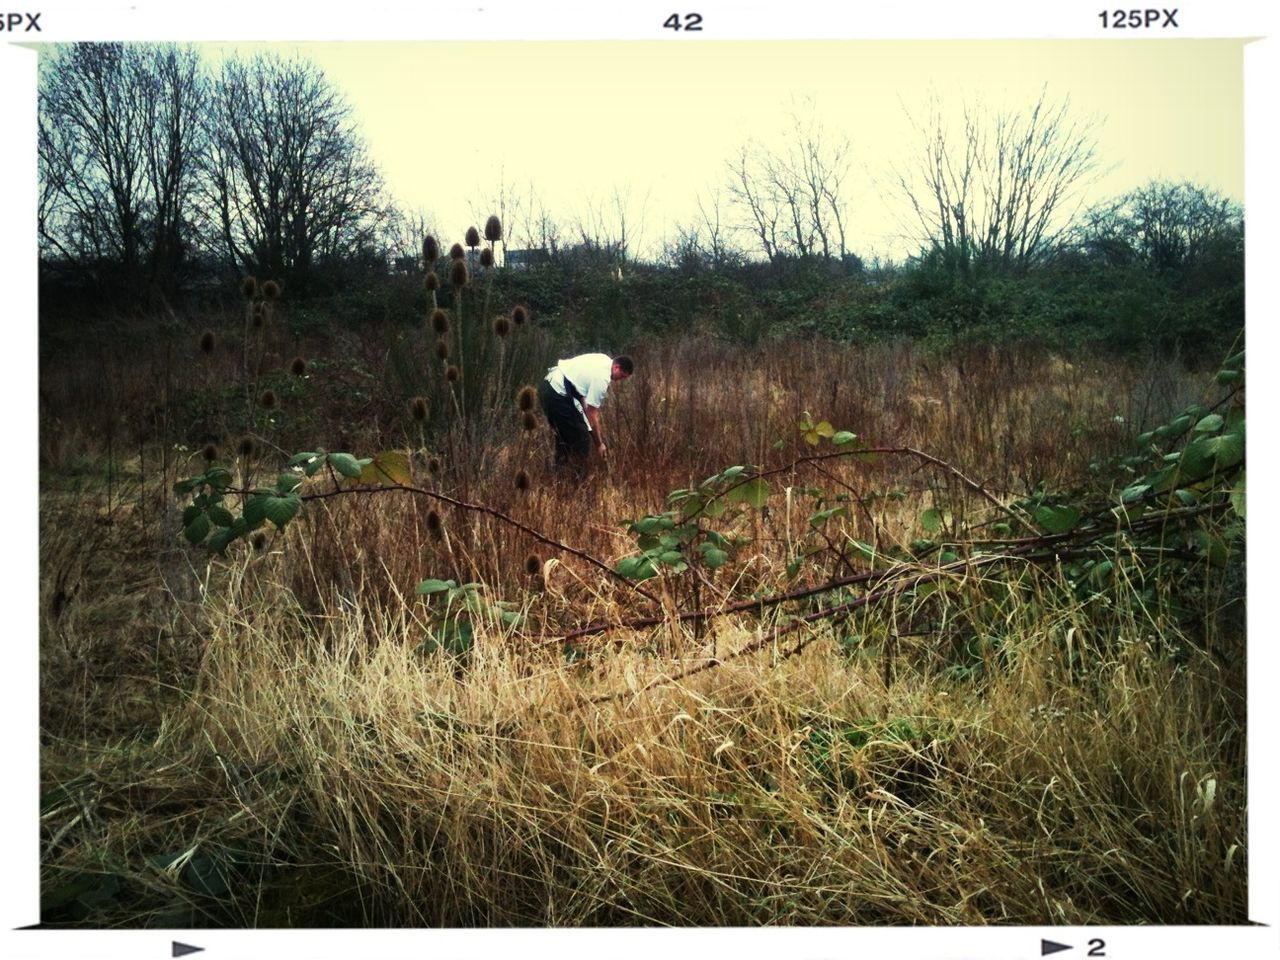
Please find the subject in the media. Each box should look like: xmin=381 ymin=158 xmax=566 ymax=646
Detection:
xmin=196 ymin=38 xmax=1246 ymax=262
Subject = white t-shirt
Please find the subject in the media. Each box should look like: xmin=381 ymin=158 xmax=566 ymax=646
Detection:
xmin=547 ymin=353 xmax=614 ymax=417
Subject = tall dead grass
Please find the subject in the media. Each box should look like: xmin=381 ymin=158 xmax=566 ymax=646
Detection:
xmin=38 ymin=336 xmax=1243 ymax=926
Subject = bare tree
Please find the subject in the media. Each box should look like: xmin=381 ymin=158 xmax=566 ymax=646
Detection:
xmin=895 ymin=87 xmax=1101 ymax=275
xmin=203 ymin=53 xmax=387 ymax=291
xmin=725 ymin=110 xmax=855 ymax=263
xmin=727 ymin=143 xmax=782 ymax=262
xmin=573 ymin=186 xmax=650 ymax=270
xmin=38 ymin=42 xmax=204 ymax=298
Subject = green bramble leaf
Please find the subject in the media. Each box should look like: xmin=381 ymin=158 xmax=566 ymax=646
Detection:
xmin=1032 ymin=504 xmax=1081 ymax=534
xmin=700 ymin=545 xmax=729 ymax=569
xmin=726 ymin=477 xmax=770 ymax=509
xmin=616 ymin=556 xmax=659 ymax=581
xmin=921 ymin=508 xmax=944 ymax=534
xmin=207 ymin=505 xmax=235 ymax=528
xmin=328 ymin=453 xmax=364 ymax=478
xmin=263 ymin=494 xmax=302 ymax=529
xmin=183 ymin=513 xmax=211 ymax=545
xmin=415 ymin=578 xmax=456 ymax=596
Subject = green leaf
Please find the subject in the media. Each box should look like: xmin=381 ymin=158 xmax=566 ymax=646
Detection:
xmin=183 ymin=855 xmax=230 ymax=898
xmin=415 ymin=578 xmax=456 ymax=595
xmin=263 ymin=495 xmax=301 ymax=529
xmin=1193 ymin=414 xmax=1224 ymax=434
xmin=1230 ymin=472 xmax=1245 ymax=518
xmin=1179 ymin=433 xmax=1244 ymax=481
xmin=1216 ymin=368 xmax=1242 ymax=385
xmin=726 ymin=477 xmax=770 ymax=509
xmin=287 ymin=451 xmax=318 ymax=467
xmin=183 ymin=512 xmax=211 ymax=545
xmin=328 ymin=452 xmax=364 ymax=478
xmin=243 ymin=495 xmax=269 ymax=526
xmin=850 ymin=540 xmax=878 ymax=565
xmin=632 ymin=515 xmax=675 ymax=535
xmin=809 ymin=506 xmax=848 ymax=528
xmin=615 ymin=556 xmax=658 ymax=581
xmin=207 ymin=505 xmax=236 ymax=528
xmin=1032 ymin=504 xmax=1081 ymax=534
xmin=174 ymin=478 xmax=197 ymax=495
xmin=276 ymin=473 xmax=304 ymax=494
xmin=920 ymin=507 xmax=944 ymax=534
xmin=700 ymin=546 xmax=729 ymax=569
xmin=182 ymin=504 xmax=201 ymax=526
xmin=831 ymin=430 xmax=858 ymax=446
xmin=208 ymin=528 xmax=238 ymax=554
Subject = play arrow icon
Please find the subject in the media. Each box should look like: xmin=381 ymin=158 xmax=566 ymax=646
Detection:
xmin=1041 ymin=940 xmax=1072 ymax=956
xmin=172 ymin=943 xmax=205 ymax=957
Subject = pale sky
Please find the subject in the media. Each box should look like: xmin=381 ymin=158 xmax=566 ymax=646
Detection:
xmin=197 ymin=39 xmax=1246 ymax=262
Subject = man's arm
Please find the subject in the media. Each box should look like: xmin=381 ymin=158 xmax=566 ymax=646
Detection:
xmin=584 ymin=404 xmax=606 ymax=454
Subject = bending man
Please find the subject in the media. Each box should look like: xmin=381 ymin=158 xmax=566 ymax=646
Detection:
xmin=537 ymin=353 xmax=633 ymax=472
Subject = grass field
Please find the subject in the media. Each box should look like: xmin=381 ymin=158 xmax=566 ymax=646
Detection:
xmin=37 ymin=324 xmax=1246 ymax=927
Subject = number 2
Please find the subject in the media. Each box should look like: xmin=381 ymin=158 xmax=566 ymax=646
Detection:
xmin=1088 ymin=939 xmax=1106 ymax=957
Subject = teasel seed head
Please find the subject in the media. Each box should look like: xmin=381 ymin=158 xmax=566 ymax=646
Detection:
xmin=484 ymin=215 xmax=502 ymax=243
xmin=252 ymin=303 xmax=265 ymax=328
xmin=515 ymin=469 xmax=531 ymax=492
xmin=524 ymin=553 xmax=540 ymax=576
xmin=431 ymin=308 xmax=450 ymax=335
xmin=252 ymin=532 xmax=268 ymax=552
xmin=465 ymin=225 xmax=480 ymax=248
xmin=262 ymin=279 xmax=281 ymax=300
xmin=426 ymin=510 xmax=443 ymax=538
xmin=427 ymin=456 xmax=441 ymax=475
xmin=435 ymin=338 xmax=450 ymax=360
xmin=492 ymin=314 xmax=510 ymax=338
xmin=409 ymin=396 xmax=429 ymax=421
xmin=202 ymin=443 xmax=219 ymax=462
xmin=423 ymin=235 xmax=439 ymax=264
xmin=511 ymin=304 xmax=528 ymax=326
xmin=479 ymin=248 xmax=494 ymax=269
xmin=238 ymin=436 xmax=257 ymax=457
xmin=450 ymin=259 xmax=469 ymax=288
xmin=425 ymin=271 xmax=440 ymax=292
xmin=260 ymin=389 xmax=277 ymax=410
xmin=516 ymin=385 xmax=537 ymax=411
xmin=290 ymin=356 xmax=307 ymax=376
xmin=199 ymin=329 xmax=216 ymax=355
xmin=445 ymin=364 xmax=460 ymax=384
xmin=241 ymin=276 xmax=258 ymax=299
xmin=521 ymin=411 xmax=538 ymax=432
xmin=449 ymin=242 xmax=465 ymax=261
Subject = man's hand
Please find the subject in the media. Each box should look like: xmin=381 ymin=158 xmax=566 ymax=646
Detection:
xmin=596 ymin=440 xmax=608 ymax=458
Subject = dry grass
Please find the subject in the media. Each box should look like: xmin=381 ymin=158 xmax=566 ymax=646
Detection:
xmin=38 ymin=336 xmax=1245 ymax=927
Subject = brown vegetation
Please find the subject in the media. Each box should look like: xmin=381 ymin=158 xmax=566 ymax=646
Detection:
xmin=38 ymin=329 xmax=1244 ymax=927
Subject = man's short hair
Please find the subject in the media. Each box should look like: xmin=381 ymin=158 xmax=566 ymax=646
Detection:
xmin=612 ymin=355 xmax=634 ymax=375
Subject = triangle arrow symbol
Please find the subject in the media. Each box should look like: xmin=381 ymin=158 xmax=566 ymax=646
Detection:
xmin=172 ymin=943 xmax=205 ymax=958
xmin=1041 ymin=941 xmax=1072 ymax=956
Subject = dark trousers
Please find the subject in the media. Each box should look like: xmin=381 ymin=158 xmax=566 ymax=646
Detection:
xmin=538 ymin=378 xmax=590 ymax=468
